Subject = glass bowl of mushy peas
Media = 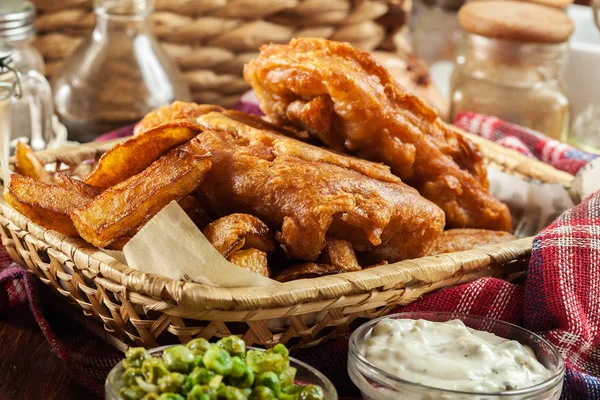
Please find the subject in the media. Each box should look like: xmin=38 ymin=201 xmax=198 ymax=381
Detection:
xmin=105 ymin=336 xmax=337 ymax=400
xmin=348 ymin=311 xmax=565 ymax=400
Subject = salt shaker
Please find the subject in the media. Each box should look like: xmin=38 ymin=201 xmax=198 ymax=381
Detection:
xmin=52 ymin=0 xmax=191 ymax=142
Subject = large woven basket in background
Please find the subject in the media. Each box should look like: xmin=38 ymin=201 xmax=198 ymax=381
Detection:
xmin=0 ymin=130 xmax=574 ymax=353
xmin=30 ymin=0 xmax=412 ymax=107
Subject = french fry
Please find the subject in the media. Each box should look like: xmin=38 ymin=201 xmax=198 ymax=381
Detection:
xmin=14 ymin=141 xmax=52 ymax=183
xmin=202 ymin=213 xmax=276 ymax=258
xmin=71 ymin=144 xmax=212 ymax=247
xmin=54 ymin=172 xmax=103 ymax=198
xmin=273 ymin=263 xmax=346 ymax=282
xmin=84 ymin=122 xmax=203 ymax=188
xmin=4 ymin=174 xmax=91 ymax=236
xmin=318 ymin=238 xmax=361 ymax=272
xmin=228 ymin=248 xmax=270 ymax=277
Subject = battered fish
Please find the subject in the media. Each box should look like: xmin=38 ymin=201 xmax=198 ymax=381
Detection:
xmin=194 ymin=112 xmax=445 ymax=262
xmin=425 ymin=229 xmax=516 ymax=256
xmin=245 ymin=38 xmax=511 ymax=232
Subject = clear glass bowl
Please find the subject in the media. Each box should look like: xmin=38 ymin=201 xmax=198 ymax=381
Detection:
xmin=348 ymin=312 xmax=564 ymax=400
xmin=106 ymin=345 xmax=338 ymax=400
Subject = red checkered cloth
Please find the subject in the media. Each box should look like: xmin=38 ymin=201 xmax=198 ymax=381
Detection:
xmin=1 ymin=112 xmax=599 ymax=399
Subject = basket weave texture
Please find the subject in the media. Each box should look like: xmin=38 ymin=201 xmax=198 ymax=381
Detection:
xmin=31 ymin=0 xmax=412 ymax=107
xmin=0 ymin=131 xmax=573 ymax=352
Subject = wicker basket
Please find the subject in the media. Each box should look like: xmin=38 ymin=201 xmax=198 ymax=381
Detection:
xmin=31 ymin=0 xmax=412 ymax=107
xmin=0 ymin=130 xmax=574 ymax=353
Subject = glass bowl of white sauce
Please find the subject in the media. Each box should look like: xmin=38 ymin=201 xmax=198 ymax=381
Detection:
xmin=348 ymin=311 xmax=564 ymax=400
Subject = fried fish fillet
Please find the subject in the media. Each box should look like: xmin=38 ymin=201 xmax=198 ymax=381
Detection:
xmin=85 ymin=123 xmax=203 ymax=188
xmin=193 ymin=112 xmax=445 ymax=262
xmin=425 ymin=229 xmax=516 ymax=256
xmin=133 ymin=102 xmax=224 ymax=136
xmin=71 ymin=142 xmax=212 ymax=247
xmin=245 ymin=38 xmax=511 ymax=232
xmin=5 ymin=174 xmax=92 ymax=236
xmin=14 ymin=141 xmax=52 ymax=183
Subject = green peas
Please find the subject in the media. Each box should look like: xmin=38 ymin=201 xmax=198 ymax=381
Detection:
xmin=255 ymin=372 xmax=280 ymax=396
xmin=279 ymin=367 xmax=297 ymax=389
xmin=227 ymin=357 xmax=254 ymax=388
xmin=122 ymin=368 xmax=143 ymax=386
xmin=216 ymin=385 xmax=247 ymax=400
xmin=217 ymin=336 xmax=246 ymax=358
xmin=158 ymin=394 xmax=185 ymax=400
xmin=187 ymin=385 xmax=217 ymax=400
xmin=271 ymin=344 xmax=289 ymax=359
xmin=248 ymin=386 xmax=276 ymax=400
xmin=158 ymin=372 xmax=186 ymax=394
xmin=299 ymin=385 xmax=324 ymax=400
xmin=164 ymin=346 xmax=196 ymax=374
xmin=125 ymin=348 xmax=152 ymax=369
xmin=142 ymin=394 xmax=160 ymax=400
xmin=188 ymin=367 xmax=223 ymax=388
xmin=142 ymin=358 xmax=170 ymax=385
xmin=119 ymin=385 xmax=146 ymax=400
xmin=203 ymin=346 xmax=233 ymax=376
xmin=246 ymin=350 xmax=287 ymax=374
xmin=187 ymin=338 xmax=212 ymax=356
xmin=193 ymin=354 xmax=205 ymax=369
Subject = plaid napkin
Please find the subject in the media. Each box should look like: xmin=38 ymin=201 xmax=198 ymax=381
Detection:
xmin=1 ymin=112 xmax=599 ymax=399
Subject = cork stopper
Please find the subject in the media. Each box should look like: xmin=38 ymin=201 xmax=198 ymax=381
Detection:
xmin=458 ymin=1 xmax=575 ymax=44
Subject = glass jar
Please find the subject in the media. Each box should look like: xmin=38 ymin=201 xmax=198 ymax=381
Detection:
xmin=450 ymin=33 xmax=570 ymax=141
xmin=348 ymin=312 xmax=565 ymax=400
xmin=52 ymin=0 xmax=191 ymax=143
xmin=0 ymin=1 xmax=53 ymax=152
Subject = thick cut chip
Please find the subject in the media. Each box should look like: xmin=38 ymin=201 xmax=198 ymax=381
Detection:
xmin=227 ymin=248 xmax=270 ymax=277
xmin=318 ymin=238 xmax=361 ymax=272
xmin=274 ymin=263 xmax=346 ymax=282
xmin=14 ymin=141 xmax=52 ymax=183
xmin=133 ymin=102 xmax=224 ymax=135
xmin=71 ymin=144 xmax=212 ymax=247
xmin=4 ymin=174 xmax=91 ymax=236
xmin=202 ymin=213 xmax=276 ymax=258
xmin=54 ymin=172 xmax=103 ymax=198
xmin=84 ymin=122 xmax=203 ymax=188
xmin=425 ymin=229 xmax=516 ymax=256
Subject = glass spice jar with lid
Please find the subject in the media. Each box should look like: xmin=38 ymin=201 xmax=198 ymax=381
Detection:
xmin=0 ymin=0 xmax=44 ymax=74
xmin=449 ymin=1 xmax=574 ymax=141
xmin=52 ymin=0 xmax=191 ymax=143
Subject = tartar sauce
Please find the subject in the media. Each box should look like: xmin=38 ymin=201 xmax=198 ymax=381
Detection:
xmin=363 ymin=319 xmax=551 ymax=393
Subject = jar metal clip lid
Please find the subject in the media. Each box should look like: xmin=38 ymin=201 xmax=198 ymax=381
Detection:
xmin=0 ymin=40 xmax=22 ymax=101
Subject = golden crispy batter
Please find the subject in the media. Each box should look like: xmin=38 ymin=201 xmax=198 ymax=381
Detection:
xmin=425 ymin=229 xmax=516 ymax=256
xmin=245 ymin=38 xmax=511 ymax=232
xmin=274 ymin=263 xmax=346 ymax=282
xmin=85 ymin=122 xmax=203 ymax=188
xmin=318 ymin=238 xmax=361 ymax=272
xmin=227 ymin=248 xmax=270 ymax=277
xmin=54 ymin=173 xmax=103 ymax=198
xmin=222 ymin=110 xmax=316 ymax=143
xmin=194 ymin=112 xmax=445 ymax=262
xmin=14 ymin=141 xmax=52 ymax=183
xmin=202 ymin=213 xmax=276 ymax=259
xmin=133 ymin=102 xmax=224 ymax=135
xmin=71 ymin=143 xmax=212 ymax=247
xmin=5 ymin=174 xmax=92 ymax=236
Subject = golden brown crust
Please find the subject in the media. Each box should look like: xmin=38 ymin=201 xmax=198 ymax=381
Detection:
xmin=425 ymin=229 xmax=516 ymax=256
xmin=245 ymin=38 xmax=512 ymax=231
xmin=71 ymin=143 xmax=212 ymax=247
xmin=202 ymin=213 xmax=276 ymax=259
xmin=85 ymin=122 xmax=203 ymax=188
xmin=318 ymin=239 xmax=361 ymax=272
xmin=14 ymin=142 xmax=52 ymax=184
xmin=195 ymin=112 xmax=445 ymax=262
xmin=133 ymin=102 xmax=224 ymax=135
xmin=458 ymin=1 xmax=574 ymax=44
xmin=5 ymin=174 xmax=92 ymax=236
xmin=227 ymin=248 xmax=270 ymax=277
xmin=274 ymin=263 xmax=346 ymax=282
